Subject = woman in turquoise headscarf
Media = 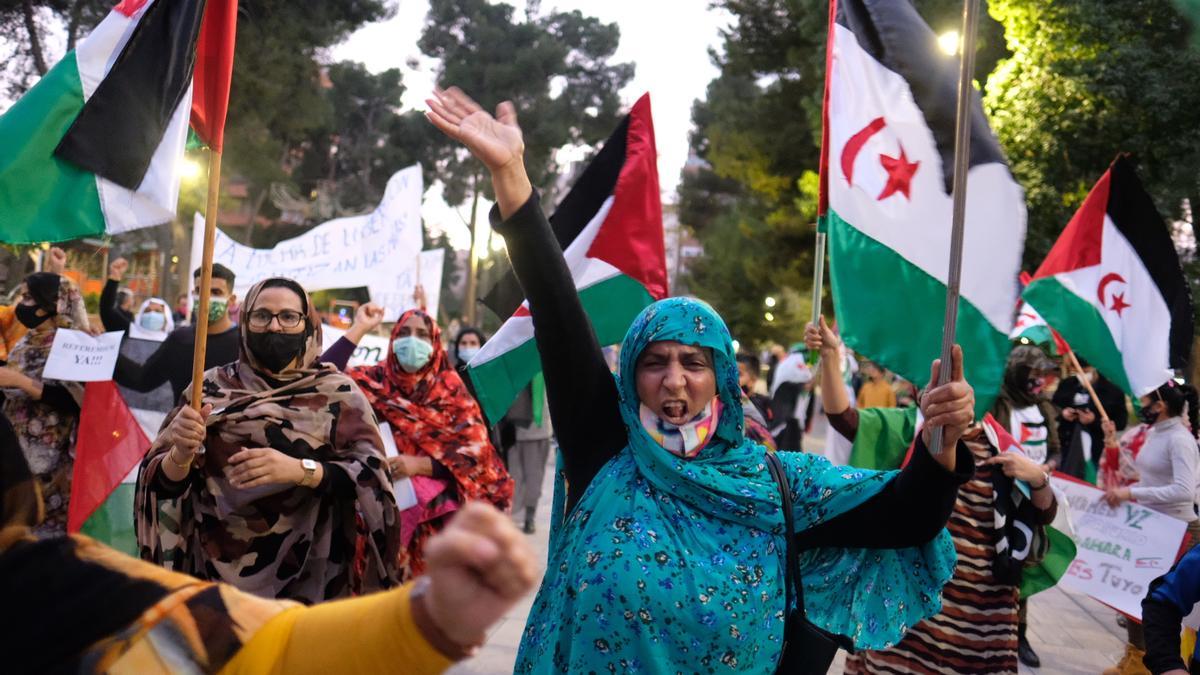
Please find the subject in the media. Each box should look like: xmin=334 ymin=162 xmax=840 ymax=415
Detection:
xmin=427 ymin=86 xmax=977 ymax=673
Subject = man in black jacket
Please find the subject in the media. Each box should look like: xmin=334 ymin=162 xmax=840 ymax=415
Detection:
xmin=113 ymin=264 xmax=240 ymax=403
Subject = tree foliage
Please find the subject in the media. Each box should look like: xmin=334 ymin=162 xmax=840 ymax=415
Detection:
xmin=984 ymin=0 xmax=1200 ymax=265
xmin=684 ymin=0 xmax=1200 ymax=348
xmin=418 ymin=0 xmax=634 ymax=207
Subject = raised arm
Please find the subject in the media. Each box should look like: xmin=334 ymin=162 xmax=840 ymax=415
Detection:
xmin=805 ymin=316 xmax=858 ymax=440
xmin=426 ymin=87 xmax=626 ymax=510
xmin=100 ymin=259 xmax=132 ymax=333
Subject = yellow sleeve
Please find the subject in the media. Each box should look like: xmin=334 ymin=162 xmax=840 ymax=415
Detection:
xmin=221 ymin=583 xmax=454 ymax=675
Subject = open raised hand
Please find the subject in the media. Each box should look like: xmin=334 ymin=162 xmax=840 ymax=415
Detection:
xmin=426 ymin=87 xmax=524 ymax=174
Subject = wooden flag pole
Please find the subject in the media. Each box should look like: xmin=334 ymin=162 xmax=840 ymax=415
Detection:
xmin=190 ymin=149 xmax=223 ymax=412
xmin=1064 ymin=348 xmax=1111 ymax=423
xmin=930 ymin=0 xmax=982 ymax=455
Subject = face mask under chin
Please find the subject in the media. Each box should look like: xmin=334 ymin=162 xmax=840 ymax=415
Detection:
xmin=639 ymin=397 xmax=722 ymax=459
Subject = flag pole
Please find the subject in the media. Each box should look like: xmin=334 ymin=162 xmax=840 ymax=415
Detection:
xmin=811 ymin=232 xmax=826 ymax=329
xmin=189 ymin=149 xmax=223 ymax=412
xmin=1063 ymin=348 xmax=1111 ymax=423
xmin=930 ymin=0 xmax=982 ymax=455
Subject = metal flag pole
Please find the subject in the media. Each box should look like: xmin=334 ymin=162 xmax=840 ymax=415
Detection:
xmin=930 ymin=0 xmax=982 ymax=455
xmin=811 ymin=232 xmax=826 ymax=329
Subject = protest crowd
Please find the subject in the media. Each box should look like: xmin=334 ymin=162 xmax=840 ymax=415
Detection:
xmin=2 ymin=1 xmax=1200 ymax=675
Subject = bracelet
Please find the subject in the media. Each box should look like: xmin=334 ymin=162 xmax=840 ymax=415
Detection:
xmin=167 ymin=447 xmax=193 ymax=470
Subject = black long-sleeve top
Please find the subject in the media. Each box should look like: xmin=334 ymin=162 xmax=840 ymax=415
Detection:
xmin=114 ymin=324 xmax=241 ymax=403
xmin=492 ymin=193 xmax=972 ymax=546
xmin=99 ymin=279 xmax=133 ymax=333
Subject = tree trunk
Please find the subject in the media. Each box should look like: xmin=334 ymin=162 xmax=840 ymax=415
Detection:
xmin=464 ymin=172 xmax=482 ymax=326
xmin=22 ymin=0 xmax=48 ymax=76
xmin=65 ymin=0 xmax=88 ymax=52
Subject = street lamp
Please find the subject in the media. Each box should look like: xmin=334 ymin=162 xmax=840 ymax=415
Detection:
xmin=764 ymin=312 xmax=775 ymax=323
xmin=181 ymin=157 xmax=203 ymax=183
xmin=764 ymin=296 xmax=777 ymax=308
xmin=938 ymin=30 xmax=960 ymax=56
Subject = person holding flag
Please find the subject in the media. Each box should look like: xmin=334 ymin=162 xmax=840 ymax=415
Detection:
xmin=1017 ymin=153 xmax=1196 ymax=675
xmin=135 ymin=278 xmax=402 ymax=604
xmin=426 ymin=84 xmax=977 ymax=673
xmin=1101 ymin=380 xmax=1200 ymax=675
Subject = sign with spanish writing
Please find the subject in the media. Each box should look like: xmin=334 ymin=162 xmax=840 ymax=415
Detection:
xmin=190 ymin=165 xmax=443 ymax=320
xmin=1056 ymin=475 xmax=1187 ymax=619
xmin=321 ymin=324 xmax=390 ymax=368
xmin=43 ymin=330 xmax=124 ymax=382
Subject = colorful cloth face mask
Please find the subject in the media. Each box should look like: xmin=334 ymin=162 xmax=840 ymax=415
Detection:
xmin=638 ymin=397 xmax=722 ymax=459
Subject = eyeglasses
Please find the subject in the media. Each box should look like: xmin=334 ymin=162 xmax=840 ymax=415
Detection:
xmin=248 ymin=309 xmax=305 ymax=329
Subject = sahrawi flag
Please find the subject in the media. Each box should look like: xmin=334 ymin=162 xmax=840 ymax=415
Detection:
xmin=820 ymin=0 xmax=1026 ymax=413
xmin=68 ymin=382 xmax=153 ymax=555
xmin=467 ymin=94 xmax=668 ymax=423
xmin=981 ymin=413 xmax=1078 ymax=597
xmin=1011 ymin=272 xmax=1070 ymax=357
xmin=1024 ymin=155 xmax=1194 ymax=397
xmin=0 ymin=0 xmax=238 ymax=243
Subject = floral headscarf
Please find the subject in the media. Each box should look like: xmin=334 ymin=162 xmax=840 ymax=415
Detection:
xmin=136 ymin=277 xmax=401 ymax=604
xmin=348 ymin=309 xmax=512 ymax=578
xmin=3 ymin=273 xmax=87 ymax=536
xmin=515 ymin=297 xmax=957 ymax=673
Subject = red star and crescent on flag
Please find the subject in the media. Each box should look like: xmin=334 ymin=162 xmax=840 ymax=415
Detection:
xmin=840 ymin=116 xmax=920 ymax=202
xmin=1096 ymin=272 xmax=1132 ymax=317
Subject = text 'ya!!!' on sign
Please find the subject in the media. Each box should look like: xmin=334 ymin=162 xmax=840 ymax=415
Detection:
xmin=42 ymin=330 xmax=125 ymax=381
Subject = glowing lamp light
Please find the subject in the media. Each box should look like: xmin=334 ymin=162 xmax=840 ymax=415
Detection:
xmin=764 ymin=312 xmax=775 ymax=323
xmin=181 ymin=157 xmax=204 ymax=183
xmin=938 ymin=30 xmax=960 ymax=56
xmin=764 ymin=296 xmax=777 ymax=308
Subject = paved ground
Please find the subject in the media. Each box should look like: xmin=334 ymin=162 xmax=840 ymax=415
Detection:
xmin=452 ymin=413 xmax=1128 ymax=674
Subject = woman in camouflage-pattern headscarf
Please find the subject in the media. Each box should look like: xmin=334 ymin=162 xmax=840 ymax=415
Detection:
xmin=136 ymin=277 xmax=401 ymax=603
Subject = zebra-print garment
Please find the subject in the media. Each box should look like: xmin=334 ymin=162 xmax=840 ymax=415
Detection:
xmin=845 ymin=441 xmax=1031 ymax=674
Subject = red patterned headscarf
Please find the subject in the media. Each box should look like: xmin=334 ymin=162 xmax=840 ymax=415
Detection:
xmin=348 ymin=309 xmax=512 ymax=510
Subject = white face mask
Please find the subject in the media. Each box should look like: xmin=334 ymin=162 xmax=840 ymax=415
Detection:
xmin=457 ymin=346 xmax=480 ymax=363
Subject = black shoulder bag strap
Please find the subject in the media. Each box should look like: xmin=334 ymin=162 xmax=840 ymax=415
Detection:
xmin=765 ymin=451 xmax=848 ymax=674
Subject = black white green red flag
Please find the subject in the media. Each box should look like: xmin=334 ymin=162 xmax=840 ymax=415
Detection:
xmin=819 ymin=0 xmax=1026 ymax=414
xmin=467 ymin=94 xmax=668 ymax=423
xmin=1023 ymin=156 xmax=1194 ymax=397
xmin=0 ymin=0 xmax=237 ymax=243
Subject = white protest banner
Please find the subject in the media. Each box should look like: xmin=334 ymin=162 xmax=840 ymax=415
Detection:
xmin=42 ymin=330 xmax=124 ymax=381
xmin=1056 ymin=475 xmax=1187 ymax=618
xmin=321 ymin=324 xmax=390 ymax=368
xmin=190 ymin=165 xmax=443 ymax=320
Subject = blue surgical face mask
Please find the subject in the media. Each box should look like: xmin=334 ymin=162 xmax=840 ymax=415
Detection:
xmin=139 ymin=311 xmax=167 ymax=331
xmin=393 ymin=336 xmax=434 ymax=372
xmin=457 ymin=346 xmax=480 ymax=364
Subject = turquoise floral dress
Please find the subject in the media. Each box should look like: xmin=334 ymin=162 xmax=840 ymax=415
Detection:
xmin=514 ymin=297 xmax=959 ymax=673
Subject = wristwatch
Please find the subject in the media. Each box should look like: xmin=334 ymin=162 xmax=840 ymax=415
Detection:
xmin=298 ymin=459 xmax=318 ymax=487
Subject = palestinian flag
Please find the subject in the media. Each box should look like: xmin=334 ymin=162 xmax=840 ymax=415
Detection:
xmin=820 ymin=0 xmax=1026 ymax=415
xmin=1011 ymin=272 xmax=1070 ymax=357
xmin=1024 ymin=156 xmax=1194 ymax=397
xmin=69 ymin=381 xmax=152 ymax=555
xmin=982 ymin=413 xmax=1078 ymax=597
xmin=468 ymin=94 xmax=668 ymax=423
xmin=0 ymin=0 xmax=237 ymax=244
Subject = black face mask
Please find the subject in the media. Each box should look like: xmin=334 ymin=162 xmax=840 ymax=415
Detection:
xmin=15 ymin=303 xmax=51 ymax=329
xmin=1137 ymin=401 xmax=1162 ymax=425
xmin=247 ymin=331 xmax=306 ymax=373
